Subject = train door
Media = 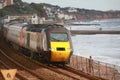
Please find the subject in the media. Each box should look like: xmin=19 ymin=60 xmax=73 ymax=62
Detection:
xmin=37 ymin=33 xmax=41 ymax=51
xmin=27 ymin=33 xmax=30 ymax=48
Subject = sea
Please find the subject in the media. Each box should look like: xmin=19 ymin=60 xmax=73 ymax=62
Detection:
xmin=66 ymin=19 xmax=120 ymax=67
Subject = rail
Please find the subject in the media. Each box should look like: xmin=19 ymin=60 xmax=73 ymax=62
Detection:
xmin=0 ymin=60 xmax=30 ymax=80
xmin=0 ymin=49 xmax=44 ymax=80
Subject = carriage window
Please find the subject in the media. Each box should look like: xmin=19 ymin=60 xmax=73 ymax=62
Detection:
xmin=50 ymin=33 xmax=68 ymax=41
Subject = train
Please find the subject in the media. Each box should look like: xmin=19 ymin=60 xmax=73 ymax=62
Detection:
xmin=2 ymin=21 xmax=73 ymax=64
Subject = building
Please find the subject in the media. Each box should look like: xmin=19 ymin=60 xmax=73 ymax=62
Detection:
xmin=4 ymin=14 xmax=39 ymax=24
xmin=68 ymin=7 xmax=78 ymax=13
xmin=0 ymin=0 xmax=13 ymax=9
xmin=43 ymin=6 xmax=56 ymax=20
xmin=57 ymin=12 xmax=75 ymax=20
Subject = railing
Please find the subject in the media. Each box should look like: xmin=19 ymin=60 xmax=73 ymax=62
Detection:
xmin=69 ymin=55 xmax=120 ymax=80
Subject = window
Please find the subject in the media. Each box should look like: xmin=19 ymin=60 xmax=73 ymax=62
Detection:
xmin=50 ymin=33 xmax=68 ymax=41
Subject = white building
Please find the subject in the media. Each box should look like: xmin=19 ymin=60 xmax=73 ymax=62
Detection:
xmin=57 ymin=13 xmax=74 ymax=20
xmin=4 ymin=14 xmax=39 ymax=24
xmin=30 ymin=14 xmax=39 ymax=24
xmin=68 ymin=7 xmax=78 ymax=13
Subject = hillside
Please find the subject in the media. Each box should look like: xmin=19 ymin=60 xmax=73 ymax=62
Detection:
xmin=0 ymin=1 xmax=46 ymax=17
xmin=0 ymin=0 xmax=120 ymax=20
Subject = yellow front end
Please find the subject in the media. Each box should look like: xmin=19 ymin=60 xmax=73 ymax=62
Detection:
xmin=50 ymin=41 xmax=71 ymax=62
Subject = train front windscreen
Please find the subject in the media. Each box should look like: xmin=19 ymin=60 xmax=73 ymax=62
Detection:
xmin=50 ymin=33 xmax=68 ymax=41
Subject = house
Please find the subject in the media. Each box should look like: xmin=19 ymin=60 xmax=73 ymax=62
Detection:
xmin=43 ymin=6 xmax=56 ymax=20
xmin=68 ymin=7 xmax=78 ymax=13
xmin=0 ymin=0 xmax=13 ymax=9
xmin=57 ymin=12 xmax=75 ymax=20
xmin=4 ymin=14 xmax=39 ymax=24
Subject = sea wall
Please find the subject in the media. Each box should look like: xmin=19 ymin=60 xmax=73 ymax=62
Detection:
xmin=71 ymin=30 xmax=120 ymax=34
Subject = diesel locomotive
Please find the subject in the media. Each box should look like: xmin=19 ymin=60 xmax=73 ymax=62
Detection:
xmin=3 ymin=22 xmax=73 ymax=64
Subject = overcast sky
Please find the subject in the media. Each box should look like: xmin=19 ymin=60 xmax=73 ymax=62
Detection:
xmin=22 ymin=0 xmax=120 ymax=11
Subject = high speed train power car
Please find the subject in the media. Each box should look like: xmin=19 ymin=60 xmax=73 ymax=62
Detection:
xmin=3 ymin=21 xmax=73 ymax=64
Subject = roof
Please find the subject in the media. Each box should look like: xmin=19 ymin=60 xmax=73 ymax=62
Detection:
xmin=24 ymin=24 xmax=64 ymax=32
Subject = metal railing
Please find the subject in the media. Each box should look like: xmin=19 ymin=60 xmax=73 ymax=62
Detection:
xmin=69 ymin=55 xmax=120 ymax=80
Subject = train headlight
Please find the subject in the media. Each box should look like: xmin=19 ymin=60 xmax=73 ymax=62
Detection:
xmin=49 ymin=48 xmax=55 ymax=51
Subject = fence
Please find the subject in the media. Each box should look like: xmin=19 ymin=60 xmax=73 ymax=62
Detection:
xmin=68 ymin=55 xmax=120 ymax=80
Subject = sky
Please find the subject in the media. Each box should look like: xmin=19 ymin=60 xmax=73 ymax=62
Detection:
xmin=22 ymin=0 xmax=120 ymax=11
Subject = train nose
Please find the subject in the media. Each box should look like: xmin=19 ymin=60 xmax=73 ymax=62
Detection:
xmin=50 ymin=42 xmax=72 ymax=62
xmin=50 ymin=51 xmax=70 ymax=62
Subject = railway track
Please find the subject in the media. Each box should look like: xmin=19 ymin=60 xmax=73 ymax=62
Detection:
xmin=0 ymin=50 xmax=44 ymax=80
xmin=0 ymin=44 xmax=88 ymax=80
xmin=0 ymin=35 xmax=83 ymax=80
xmin=10 ymin=44 xmax=106 ymax=80
xmin=0 ymin=32 xmax=105 ymax=80
xmin=12 ymin=50 xmax=105 ymax=80
xmin=0 ymin=59 xmax=27 ymax=80
xmin=20 ymin=55 xmax=89 ymax=80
